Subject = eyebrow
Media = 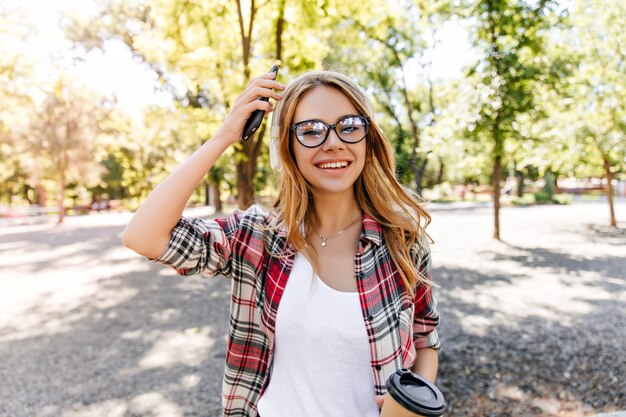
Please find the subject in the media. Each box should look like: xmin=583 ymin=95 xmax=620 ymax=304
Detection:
xmin=292 ymin=114 xmax=362 ymax=125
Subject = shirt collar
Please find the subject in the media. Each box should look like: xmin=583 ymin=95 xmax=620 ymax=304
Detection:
xmin=276 ymin=212 xmax=382 ymax=247
xmin=361 ymin=212 xmax=382 ymax=246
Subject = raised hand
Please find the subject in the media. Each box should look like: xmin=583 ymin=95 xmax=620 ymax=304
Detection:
xmin=217 ymin=72 xmax=285 ymax=144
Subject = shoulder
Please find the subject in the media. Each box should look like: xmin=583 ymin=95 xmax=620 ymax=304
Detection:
xmin=223 ymin=203 xmax=274 ymax=223
xmin=229 ymin=204 xmax=281 ymax=237
xmin=246 ymin=203 xmax=271 ymax=216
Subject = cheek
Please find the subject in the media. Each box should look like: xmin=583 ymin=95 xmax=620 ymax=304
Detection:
xmin=354 ymin=158 xmax=366 ymax=177
xmin=355 ymin=144 xmax=367 ymax=172
xmin=291 ymin=142 xmax=314 ymax=172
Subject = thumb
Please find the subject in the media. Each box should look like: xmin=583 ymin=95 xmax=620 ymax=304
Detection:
xmin=375 ymin=395 xmax=385 ymax=409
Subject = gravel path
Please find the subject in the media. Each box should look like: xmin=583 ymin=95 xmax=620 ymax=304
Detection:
xmin=0 ymin=201 xmax=624 ymax=417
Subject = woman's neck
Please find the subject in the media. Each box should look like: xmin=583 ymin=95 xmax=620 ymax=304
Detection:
xmin=310 ymin=192 xmax=362 ymax=236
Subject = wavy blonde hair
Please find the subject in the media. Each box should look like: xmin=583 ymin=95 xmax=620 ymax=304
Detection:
xmin=263 ymin=70 xmax=432 ymax=297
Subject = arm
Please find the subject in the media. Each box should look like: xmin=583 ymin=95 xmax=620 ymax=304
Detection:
xmin=375 ymin=348 xmax=438 ymax=411
xmin=411 ymin=347 xmax=438 ymax=383
xmin=411 ymin=237 xmax=441 ymax=382
xmin=121 ymin=72 xmax=284 ymax=259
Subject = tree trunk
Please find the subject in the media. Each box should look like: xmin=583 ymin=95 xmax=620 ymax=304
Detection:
xmin=36 ymin=183 xmax=47 ymax=207
xmin=493 ymin=153 xmax=502 ymax=240
xmin=492 ymin=125 xmax=503 ymax=240
xmin=236 ymin=121 xmax=267 ymax=209
xmin=603 ymin=156 xmax=617 ymax=227
xmin=234 ymin=0 xmax=251 ymax=209
xmin=515 ymin=169 xmax=525 ymax=197
xmin=411 ymin=155 xmax=428 ymax=197
xmin=234 ymin=0 xmax=269 ymax=209
xmin=275 ymin=0 xmax=285 ymax=62
xmin=237 ymin=164 xmax=255 ymax=208
xmin=58 ymin=169 xmax=66 ymax=224
xmin=204 ymin=181 xmax=210 ymax=207
xmin=436 ymin=159 xmax=444 ymax=185
xmin=212 ymin=183 xmax=223 ymax=213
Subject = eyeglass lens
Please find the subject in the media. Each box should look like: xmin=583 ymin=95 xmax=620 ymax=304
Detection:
xmin=294 ymin=116 xmax=368 ymax=147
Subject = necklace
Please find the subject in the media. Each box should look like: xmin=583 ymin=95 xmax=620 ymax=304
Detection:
xmin=315 ymin=215 xmax=362 ymax=247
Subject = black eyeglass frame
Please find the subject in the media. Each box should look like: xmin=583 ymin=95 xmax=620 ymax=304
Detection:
xmin=289 ymin=114 xmax=371 ymax=148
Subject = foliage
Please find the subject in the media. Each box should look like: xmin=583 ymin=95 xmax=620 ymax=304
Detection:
xmin=565 ymin=0 xmax=625 ymax=176
xmin=0 ymin=0 xmax=622 ymax=227
xmin=322 ymin=0 xmax=454 ymax=194
xmin=461 ymin=0 xmax=567 ymax=238
xmin=0 ymin=4 xmax=38 ymax=204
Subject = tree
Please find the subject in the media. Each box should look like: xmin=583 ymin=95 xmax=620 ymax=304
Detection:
xmin=0 ymin=3 xmax=39 ymax=205
xmin=566 ymin=0 xmax=625 ymax=227
xmin=323 ymin=0 xmax=452 ymax=195
xmin=466 ymin=0 xmax=564 ymax=239
xmin=65 ymin=0 xmax=332 ymax=209
xmin=27 ymin=77 xmax=106 ymax=223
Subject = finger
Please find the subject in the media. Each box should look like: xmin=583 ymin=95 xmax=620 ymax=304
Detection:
xmin=247 ymin=71 xmax=280 ymax=88
xmin=248 ymin=86 xmax=283 ymax=101
xmin=243 ymin=99 xmax=272 ymax=115
xmin=253 ymin=78 xmax=286 ymax=90
xmin=236 ymin=87 xmax=282 ymax=107
xmin=374 ymin=395 xmax=385 ymax=408
xmin=233 ymin=87 xmax=279 ymax=109
xmin=246 ymin=79 xmax=285 ymax=94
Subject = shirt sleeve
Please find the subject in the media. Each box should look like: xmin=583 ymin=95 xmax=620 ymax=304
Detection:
xmin=412 ymin=237 xmax=441 ymax=350
xmin=150 ymin=204 xmax=268 ymax=278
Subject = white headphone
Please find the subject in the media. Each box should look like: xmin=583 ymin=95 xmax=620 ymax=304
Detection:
xmin=269 ymin=102 xmax=283 ymax=172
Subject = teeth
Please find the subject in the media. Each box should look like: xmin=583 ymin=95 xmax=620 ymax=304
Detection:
xmin=318 ymin=161 xmax=349 ymax=169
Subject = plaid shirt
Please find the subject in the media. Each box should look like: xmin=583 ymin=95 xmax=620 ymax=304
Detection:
xmin=153 ymin=204 xmax=440 ymax=417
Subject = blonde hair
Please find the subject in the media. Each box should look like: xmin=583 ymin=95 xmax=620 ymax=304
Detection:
xmin=262 ymin=70 xmax=432 ymax=296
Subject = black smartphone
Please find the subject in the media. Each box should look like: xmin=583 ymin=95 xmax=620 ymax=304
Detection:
xmin=241 ymin=64 xmax=280 ymax=141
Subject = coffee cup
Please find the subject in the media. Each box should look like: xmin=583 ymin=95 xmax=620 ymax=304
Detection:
xmin=379 ymin=368 xmax=446 ymax=417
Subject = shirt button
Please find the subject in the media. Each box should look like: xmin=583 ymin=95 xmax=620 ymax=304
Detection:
xmin=367 ymin=314 xmax=373 ymax=321
xmin=375 ymin=365 xmax=382 ymax=371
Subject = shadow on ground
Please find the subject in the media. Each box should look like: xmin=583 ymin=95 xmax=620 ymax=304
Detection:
xmin=0 ymin=224 xmax=132 ymax=274
xmin=1 ymin=214 xmax=624 ymax=417
xmin=435 ymin=242 xmax=625 ymax=416
xmin=1 ymin=224 xmax=231 ymax=417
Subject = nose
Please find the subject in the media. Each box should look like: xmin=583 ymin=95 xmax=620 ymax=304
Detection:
xmin=321 ymin=127 xmax=345 ymax=151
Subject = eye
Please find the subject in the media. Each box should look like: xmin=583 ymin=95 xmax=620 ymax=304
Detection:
xmin=297 ymin=121 xmax=327 ymax=137
xmin=302 ymin=129 xmax=324 ymax=137
xmin=338 ymin=117 xmax=366 ymax=134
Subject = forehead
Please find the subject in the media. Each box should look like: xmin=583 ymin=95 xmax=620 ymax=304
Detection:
xmin=293 ymin=86 xmax=359 ymax=123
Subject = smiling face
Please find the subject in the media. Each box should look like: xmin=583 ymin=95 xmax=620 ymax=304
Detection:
xmin=290 ymin=86 xmax=367 ymax=199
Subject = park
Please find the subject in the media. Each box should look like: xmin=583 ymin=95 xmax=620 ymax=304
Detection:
xmin=1 ymin=0 xmax=625 ymax=416
xmin=0 ymin=200 xmax=624 ymax=416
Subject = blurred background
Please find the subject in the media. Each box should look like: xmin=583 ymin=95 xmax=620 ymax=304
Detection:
xmin=0 ymin=0 xmax=623 ymax=234
xmin=1 ymin=1 xmax=625 ymax=417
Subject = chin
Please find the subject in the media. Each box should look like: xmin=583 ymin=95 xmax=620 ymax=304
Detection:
xmin=309 ymin=182 xmax=357 ymax=196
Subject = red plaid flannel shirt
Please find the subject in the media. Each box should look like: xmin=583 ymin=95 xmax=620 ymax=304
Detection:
xmin=153 ymin=204 xmax=440 ymax=417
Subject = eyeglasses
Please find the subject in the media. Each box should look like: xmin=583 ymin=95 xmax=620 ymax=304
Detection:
xmin=290 ymin=115 xmax=370 ymax=148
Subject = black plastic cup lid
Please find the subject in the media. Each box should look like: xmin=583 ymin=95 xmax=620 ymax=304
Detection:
xmin=385 ymin=368 xmax=446 ymax=417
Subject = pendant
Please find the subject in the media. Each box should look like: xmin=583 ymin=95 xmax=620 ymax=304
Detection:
xmin=321 ymin=239 xmax=327 ymax=247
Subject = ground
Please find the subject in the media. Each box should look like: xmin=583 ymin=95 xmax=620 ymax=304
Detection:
xmin=0 ymin=201 xmax=623 ymax=417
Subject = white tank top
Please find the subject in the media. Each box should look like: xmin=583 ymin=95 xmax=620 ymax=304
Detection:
xmin=257 ymin=252 xmax=379 ymax=417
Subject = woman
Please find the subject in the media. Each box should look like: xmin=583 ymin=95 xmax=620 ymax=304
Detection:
xmin=122 ymin=70 xmax=440 ymax=417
